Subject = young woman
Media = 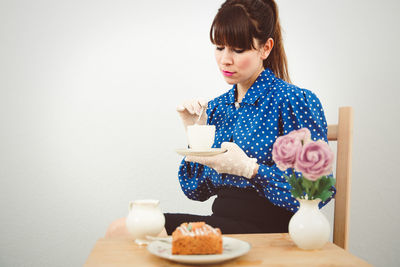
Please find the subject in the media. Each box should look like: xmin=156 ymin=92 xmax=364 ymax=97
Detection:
xmin=106 ymin=0 xmax=334 ymax=237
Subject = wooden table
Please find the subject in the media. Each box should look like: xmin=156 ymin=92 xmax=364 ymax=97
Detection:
xmin=85 ymin=233 xmax=371 ymax=266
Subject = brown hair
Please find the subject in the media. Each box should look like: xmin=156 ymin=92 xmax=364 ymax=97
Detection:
xmin=210 ymin=0 xmax=291 ymax=83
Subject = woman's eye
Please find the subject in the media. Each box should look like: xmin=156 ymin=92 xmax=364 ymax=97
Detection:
xmin=233 ymin=48 xmax=245 ymax=53
xmin=216 ymin=46 xmax=225 ymax=51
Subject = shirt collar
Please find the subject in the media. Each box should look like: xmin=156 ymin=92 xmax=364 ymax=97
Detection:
xmin=226 ymin=68 xmax=276 ymax=105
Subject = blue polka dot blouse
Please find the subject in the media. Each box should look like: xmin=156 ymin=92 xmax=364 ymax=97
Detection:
xmin=178 ymin=68 xmax=335 ymax=212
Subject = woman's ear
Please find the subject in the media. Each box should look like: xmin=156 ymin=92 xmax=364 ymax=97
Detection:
xmin=261 ymin=38 xmax=274 ymax=60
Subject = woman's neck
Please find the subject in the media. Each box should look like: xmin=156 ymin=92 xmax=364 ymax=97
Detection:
xmin=236 ymin=67 xmax=264 ymax=103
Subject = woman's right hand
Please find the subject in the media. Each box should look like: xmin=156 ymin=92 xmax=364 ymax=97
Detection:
xmin=176 ymin=98 xmax=208 ymax=130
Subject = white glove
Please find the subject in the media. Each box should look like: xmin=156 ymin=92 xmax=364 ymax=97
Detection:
xmin=185 ymin=142 xmax=258 ymax=179
xmin=176 ymin=98 xmax=208 ymax=130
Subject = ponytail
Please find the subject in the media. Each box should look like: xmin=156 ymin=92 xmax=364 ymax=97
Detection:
xmin=262 ymin=0 xmax=291 ymax=83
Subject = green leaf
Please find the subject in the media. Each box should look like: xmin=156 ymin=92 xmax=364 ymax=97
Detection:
xmin=313 ymin=177 xmax=328 ymax=197
xmin=310 ymin=176 xmax=335 ymax=201
xmin=287 ymin=173 xmax=304 ymax=199
xmin=325 ymin=178 xmax=335 ymax=191
xmin=301 ymin=178 xmax=313 ymax=197
xmin=309 ymin=179 xmax=320 ymax=200
xmin=291 ymin=186 xmax=303 ymax=198
xmin=296 ymin=178 xmax=306 ymax=198
xmin=316 ymin=190 xmax=333 ymax=202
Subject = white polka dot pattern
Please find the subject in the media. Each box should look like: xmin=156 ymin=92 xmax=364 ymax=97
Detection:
xmin=178 ymin=69 xmax=335 ymax=212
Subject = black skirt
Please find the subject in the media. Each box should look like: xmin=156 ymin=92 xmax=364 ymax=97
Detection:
xmin=164 ymin=187 xmax=294 ymax=235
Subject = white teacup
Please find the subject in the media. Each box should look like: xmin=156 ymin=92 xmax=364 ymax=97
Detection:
xmin=187 ymin=124 xmax=216 ymax=151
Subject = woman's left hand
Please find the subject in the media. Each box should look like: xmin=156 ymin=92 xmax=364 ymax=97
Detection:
xmin=185 ymin=142 xmax=258 ymax=179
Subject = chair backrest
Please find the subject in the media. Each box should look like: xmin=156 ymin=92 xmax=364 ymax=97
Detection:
xmin=327 ymin=107 xmax=354 ymax=250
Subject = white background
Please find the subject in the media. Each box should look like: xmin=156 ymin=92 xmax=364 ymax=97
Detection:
xmin=1 ymin=0 xmax=399 ymax=266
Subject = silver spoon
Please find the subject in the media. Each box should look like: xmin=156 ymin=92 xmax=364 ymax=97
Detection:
xmin=146 ymin=235 xmax=172 ymax=244
xmin=195 ymin=105 xmax=205 ymax=124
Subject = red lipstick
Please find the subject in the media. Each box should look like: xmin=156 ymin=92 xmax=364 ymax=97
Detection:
xmin=222 ymin=70 xmax=235 ymax=77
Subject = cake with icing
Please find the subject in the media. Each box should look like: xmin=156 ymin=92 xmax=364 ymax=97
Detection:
xmin=171 ymin=222 xmax=223 ymax=255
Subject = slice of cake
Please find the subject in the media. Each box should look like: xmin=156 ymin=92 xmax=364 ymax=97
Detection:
xmin=171 ymin=222 xmax=223 ymax=255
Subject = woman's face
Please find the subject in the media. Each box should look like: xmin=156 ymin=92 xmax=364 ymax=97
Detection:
xmin=214 ymin=39 xmax=269 ymax=86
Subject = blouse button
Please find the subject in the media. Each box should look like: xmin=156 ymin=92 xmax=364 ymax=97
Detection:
xmin=234 ymin=102 xmax=240 ymax=109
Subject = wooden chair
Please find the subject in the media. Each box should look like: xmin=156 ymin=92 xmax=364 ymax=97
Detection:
xmin=327 ymin=107 xmax=354 ymax=250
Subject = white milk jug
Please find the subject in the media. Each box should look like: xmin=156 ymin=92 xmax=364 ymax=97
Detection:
xmin=126 ymin=199 xmax=165 ymax=244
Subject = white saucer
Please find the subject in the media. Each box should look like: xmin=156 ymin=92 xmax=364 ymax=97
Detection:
xmin=175 ymin=148 xmax=227 ymax=157
xmin=147 ymin=236 xmax=251 ymax=265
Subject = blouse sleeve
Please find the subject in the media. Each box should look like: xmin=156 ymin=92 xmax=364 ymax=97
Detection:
xmin=253 ymin=88 xmax=336 ymax=212
xmin=177 ymin=160 xmax=219 ymax=201
xmin=177 ymin=101 xmax=221 ymax=201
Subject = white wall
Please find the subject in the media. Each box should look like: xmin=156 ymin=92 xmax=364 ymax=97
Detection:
xmin=0 ymin=0 xmax=399 ymax=266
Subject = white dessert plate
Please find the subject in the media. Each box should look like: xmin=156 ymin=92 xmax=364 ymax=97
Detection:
xmin=147 ymin=236 xmax=251 ymax=265
xmin=175 ymin=148 xmax=227 ymax=157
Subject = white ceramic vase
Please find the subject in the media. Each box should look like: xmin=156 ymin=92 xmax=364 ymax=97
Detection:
xmin=288 ymin=198 xmax=330 ymax=250
xmin=126 ymin=199 xmax=165 ymax=245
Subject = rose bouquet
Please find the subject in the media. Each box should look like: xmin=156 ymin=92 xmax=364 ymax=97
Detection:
xmin=272 ymin=128 xmax=335 ymax=201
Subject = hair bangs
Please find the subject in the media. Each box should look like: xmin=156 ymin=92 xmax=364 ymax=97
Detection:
xmin=210 ymin=5 xmax=256 ymax=50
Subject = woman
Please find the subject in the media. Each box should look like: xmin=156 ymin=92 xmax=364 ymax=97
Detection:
xmin=106 ymin=0 xmax=334 ymax=237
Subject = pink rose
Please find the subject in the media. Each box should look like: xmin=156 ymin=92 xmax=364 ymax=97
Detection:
xmin=294 ymin=140 xmax=334 ymax=181
xmin=272 ymin=134 xmax=303 ymax=171
xmin=288 ymin=128 xmax=312 ymax=144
